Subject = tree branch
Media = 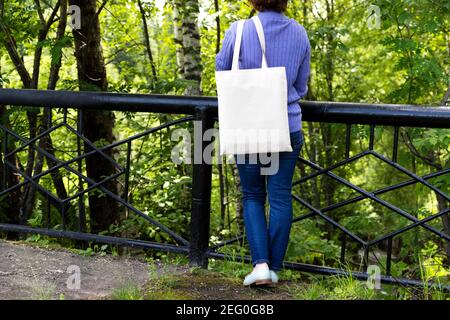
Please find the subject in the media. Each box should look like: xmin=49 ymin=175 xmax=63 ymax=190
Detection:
xmin=31 ymin=0 xmax=61 ymax=88
xmin=214 ymin=0 xmax=221 ymax=54
xmin=34 ymin=0 xmax=46 ymax=26
xmin=247 ymin=8 xmax=256 ymax=19
xmin=96 ymin=0 xmax=108 ymax=17
xmin=0 ymin=24 xmax=32 ymax=87
xmin=0 ymin=0 xmax=5 ymax=16
xmin=48 ymin=0 xmax=67 ymax=90
xmin=137 ymin=0 xmax=157 ymax=84
xmin=400 ymin=129 xmax=442 ymax=170
xmin=442 ymin=84 xmax=450 ymax=106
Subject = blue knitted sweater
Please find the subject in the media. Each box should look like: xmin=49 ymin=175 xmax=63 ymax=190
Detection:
xmin=215 ymin=10 xmax=311 ymax=133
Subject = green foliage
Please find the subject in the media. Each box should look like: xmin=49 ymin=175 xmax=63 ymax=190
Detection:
xmin=286 ymin=220 xmax=340 ymax=265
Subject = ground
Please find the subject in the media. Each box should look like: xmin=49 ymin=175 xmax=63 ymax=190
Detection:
xmin=0 ymin=240 xmax=295 ymax=300
xmin=0 ymin=240 xmax=151 ymax=299
xmin=2 ymin=240 xmax=445 ymax=300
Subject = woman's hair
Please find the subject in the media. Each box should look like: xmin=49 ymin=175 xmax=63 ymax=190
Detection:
xmin=248 ymin=0 xmax=288 ymax=12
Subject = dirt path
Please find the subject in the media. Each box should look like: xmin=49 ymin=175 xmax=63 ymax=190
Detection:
xmin=0 ymin=240 xmax=151 ymax=300
xmin=0 ymin=240 xmax=297 ymax=300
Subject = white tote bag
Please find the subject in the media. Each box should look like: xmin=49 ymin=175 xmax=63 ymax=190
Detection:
xmin=216 ymin=16 xmax=292 ymax=156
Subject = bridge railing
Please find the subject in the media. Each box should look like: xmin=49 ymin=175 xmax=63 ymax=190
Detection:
xmin=0 ymin=88 xmax=449 ymax=289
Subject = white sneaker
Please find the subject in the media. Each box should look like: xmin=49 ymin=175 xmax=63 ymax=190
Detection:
xmin=270 ymin=270 xmax=279 ymax=284
xmin=243 ymin=268 xmax=272 ymax=286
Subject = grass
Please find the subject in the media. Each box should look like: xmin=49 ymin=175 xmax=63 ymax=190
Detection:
xmin=110 ymin=281 xmax=143 ymax=300
xmin=30 ymin=281 xmax=56 ymax=300
xmin=12 ymin=239 xmax=449 ymax=300
xmin=145 ymin=257 xmax=192 ymax=299
xmin=206 ymin=252 xmax=380 ymax=299
xmin=138 ymin=254 xmax=383 ymax=300
xmin=204 ymin=255 xmax=449 ymax=300
xmin=288 ymin=274 xmax=379 ymax=300
xmin=110 ymin=257 xmax=194 ymax=300
xmin=68 ymin=252 xmax=450 ymax=300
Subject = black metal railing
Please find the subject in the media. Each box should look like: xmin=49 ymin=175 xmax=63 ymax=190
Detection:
xmin=0 ymin=88 xmax=449 ymax=290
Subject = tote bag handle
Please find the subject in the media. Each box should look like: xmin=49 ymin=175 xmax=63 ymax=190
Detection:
xmin=231 ymin=16 xmax=268 ymax=70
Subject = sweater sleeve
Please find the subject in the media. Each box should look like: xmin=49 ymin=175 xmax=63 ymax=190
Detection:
xmin=293 ymin=31 xmax=311 ymax=99
xmin=215 ymin=22 xmax=237 ymax=71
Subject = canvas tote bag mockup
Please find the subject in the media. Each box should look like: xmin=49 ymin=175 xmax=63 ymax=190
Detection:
xmin=216 ymin=16 xmax=292 ymax=156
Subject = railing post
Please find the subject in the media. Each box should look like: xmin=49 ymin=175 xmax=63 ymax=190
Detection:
xmin=189 ymin=106 xmax=214 ymax=268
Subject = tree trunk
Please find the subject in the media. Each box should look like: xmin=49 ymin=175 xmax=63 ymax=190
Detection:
xmin=0 ymin=135 xmax=22 ymax=227
xmin=172 ymin=2 xmax=184 ymax=75
xmin=213 ymin=0 xmax=227 ymax=229
xmin=45 ymin=0 xmax=69 ymax=203
xmin=439 ymin=42 xmax=450 ymax=263
xmin=0 ymin=84 xmax=22 ymax=230
xmin=18 ymin=1 xmax=61 ymax=223
xmin=306 ymin=122 xmax=321 ymax=208
xmin=69 ymin=0 xmax=120 ymax=234
xmin=436 ymin=193 xmax=450 ymax=266
xmin=21 ymin=0 xmax=69 ymax=224
xmin=173 ymin=0 xmax=202 ymax=95
xmin=19 ymin=111 xmax=37 ymax=222
xmin=214 ymin=0 xmax=221 ymax=54
xmin=313 ymin=0 xmax=338 ymax=239
xmin=137 ymin=0 xmax=157 ymax=86
xmin=441 ymin=84 xmax=450 ymax=105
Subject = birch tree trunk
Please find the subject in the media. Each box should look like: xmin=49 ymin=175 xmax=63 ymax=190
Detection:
xmin=173 ymin=0 xmax=202 ymax=95
xmin=172 ymin=3 xmax=184 ymax=75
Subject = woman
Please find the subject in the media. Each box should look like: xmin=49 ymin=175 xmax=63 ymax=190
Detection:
xmin=215 ymin=0 xmax=311 ymax=286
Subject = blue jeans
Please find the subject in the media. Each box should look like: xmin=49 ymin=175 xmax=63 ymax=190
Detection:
xmin=234 ymin=130 xmax=304 ymax=271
